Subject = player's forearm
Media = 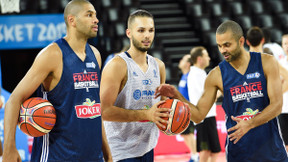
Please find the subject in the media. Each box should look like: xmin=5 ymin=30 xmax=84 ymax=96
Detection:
xmin=102 ymin=106 xmax=148 ymax=122
xmin=249 ymin=102 xmax=282 ymax=129
xmin=3 ymin=99 xmax=20 ymax=150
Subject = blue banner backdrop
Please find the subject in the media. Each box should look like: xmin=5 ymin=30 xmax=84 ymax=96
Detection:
xmin=0 ymin=14 xmax=66 ymax=50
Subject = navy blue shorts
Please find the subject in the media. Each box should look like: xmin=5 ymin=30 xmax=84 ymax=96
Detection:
xmin=117 ymin=149 xmax=154 ymax=162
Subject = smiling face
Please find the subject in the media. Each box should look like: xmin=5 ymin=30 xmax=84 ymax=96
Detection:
xmin=127 ymin=16 xmax=155 ymax=52
xmin=216 ymin=30 xmax=243 ymax=62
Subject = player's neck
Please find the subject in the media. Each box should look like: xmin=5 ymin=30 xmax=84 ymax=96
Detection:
xmin=230 ymin=50 xmax=250 ymax=73
xmin=64 ymin=36 xmax=87 ymax=54
xmin=127 ymin=48 xmax=148 ymax=64
xmin=249 ymin=45 xmax=263 ymax=53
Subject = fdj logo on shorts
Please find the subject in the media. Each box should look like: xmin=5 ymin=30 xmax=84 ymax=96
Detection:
xmin=133 ymin=89 xmax=155 ymax=100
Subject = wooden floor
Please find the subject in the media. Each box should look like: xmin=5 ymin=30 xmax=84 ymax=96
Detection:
xmin=155 ymin=152 xmax=226 ymax=162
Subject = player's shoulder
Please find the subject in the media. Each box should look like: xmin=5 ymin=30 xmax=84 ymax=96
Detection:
xmin=261 ymin=53 xmax=277 ymax=64
xmin=103 ymin=53 xmax=127 ymax=70
xmin=152 ymin=56 xmax=165 ymax=68
xmin=206 ymin=66 xmax=222 ymax=86
xmin=208 ymin=66 xmax=221 ymax=76
xmin=36 ymin=42 xmax=62 ymax=60
xmin=89 ymin=44 xmax=100 ymax=55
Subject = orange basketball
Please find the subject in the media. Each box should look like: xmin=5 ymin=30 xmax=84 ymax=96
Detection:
xmin=157 ymin=99 xmax=191 ymax=135
xmin=18 ymin=97 xmax=56 ymax=137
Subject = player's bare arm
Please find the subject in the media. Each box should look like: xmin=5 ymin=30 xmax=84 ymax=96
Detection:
xmin=155 ymin=58 xmax=166 ymax=100
xmin=90 ymin=45 xmax=102 ymax=69
xmin=228 ymin=54 xmax=283 ymax=144
xmin=193 ymin=67 xmax=222 ymax=123
xmin=155 ymin=66 xmax=221 ymax=124
xmin=100 ymin=56 xmax=170 ymax=126
xmin=3 ymin=43 xmax=62 ymax=161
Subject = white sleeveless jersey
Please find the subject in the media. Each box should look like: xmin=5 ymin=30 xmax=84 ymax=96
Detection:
xmin=104 ymin=52 xmax=161 ymax=161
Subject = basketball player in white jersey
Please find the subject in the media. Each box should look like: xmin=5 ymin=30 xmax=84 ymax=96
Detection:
xmin=100 ymin=9 xmax=169 ymax=162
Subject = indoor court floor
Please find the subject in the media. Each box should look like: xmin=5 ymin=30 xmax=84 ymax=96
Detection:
xmin=155 ymin=152 xmax=226 ymax=162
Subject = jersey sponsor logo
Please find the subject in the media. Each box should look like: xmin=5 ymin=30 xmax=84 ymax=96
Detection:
xmin=133 ymin=89 xmax=155 ymax=100
xmin=246 ymin=72 xmax=260 ymax=79
xmin=178 ymin=80 xmax=186 ymax=88
xmin=73 ymin=70 xmax=99 ymax=92
xmin=142 ymin=79 xmax=152 ymax=85
xmin=75 ymin=98 xmax=101 ymax=119
xmin=86 ymin=62 xmax=96 ymax=69
xmin=236 ymin=108 xmax=260 ymax=120
xmin=230 ymin=81 xmax=264 ymax=102
xmin=153 ymin=69 xmax=158 ymax=78
xmin=133 ymin=71 xmax=138 ymax=77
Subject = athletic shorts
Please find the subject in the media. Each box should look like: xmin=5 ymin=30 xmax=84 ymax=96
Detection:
xmin=278 ymin=114 xmax=288 ymax=145
xmin=196 ymin=117 xmax=221 ymax=153
xmin=181 ymin=121 xmax=195 ymax=135
xmin=117 ymin=149 xmax=154 ymax=162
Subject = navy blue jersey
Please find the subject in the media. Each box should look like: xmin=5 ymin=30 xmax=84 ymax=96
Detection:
xmin=178 ymin=73 xmax=190 ymax=100
xmin=31 ymin=38 xmax=103 ymax=162
xmin=219 ymin=52 xmax=288 ymax=162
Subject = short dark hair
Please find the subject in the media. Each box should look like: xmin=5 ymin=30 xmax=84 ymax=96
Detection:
xmin=262 ymin=27 xmax=271 ymax=43
xmin=216 ymin=20 xmax=243 ymax=40
xmin=246 ymin=26 xmax=264 ymax=47
xmin=190 ymin=46 xmax=205 ymax=64
xmin=127 ymin=9 xmax=154 ymax=28
xmin=64 ymin=0 xmax=92 ymax=26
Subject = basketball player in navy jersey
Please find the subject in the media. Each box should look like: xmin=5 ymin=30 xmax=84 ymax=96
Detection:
xmin=3 ymin=0 xmax=112 ymax=161
xmin=155 ymin=20 xmax=288 ymax=161
xmin=100 ymin=9 xmax=170 ymax=162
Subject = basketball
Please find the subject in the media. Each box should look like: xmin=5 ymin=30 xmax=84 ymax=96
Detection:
xmin=18 ymin=97 xmax=56 ymax=137
xmin=157 ymin=99 xmax=191 ymax=135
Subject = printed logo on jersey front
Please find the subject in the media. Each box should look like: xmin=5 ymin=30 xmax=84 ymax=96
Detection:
xmin=142 ymin=79 xmax=152 ymax=85
xmin=246 ymin=72 xmax=260 ymax=79
xmin=133 ymin=89 xmax=155 ymax=100
xmin=133 ymin=71 xmax=138 ymax=77
xmin=178 ymin=80 xmax=186 ymax=88
xmin=230 ymin=81 xmax=264 ymax=102
xmin=236 ymin=108 xmax=260 ymax=120
xmin=75 ymin=98 xmax=101 ymax=119
xmin=153 ymin=69 xmax=158 ymax=78
xmin=86 ymin=62 xmax=96 ymax=69
xmin=73 ymin=70 xmax=99 ymax=92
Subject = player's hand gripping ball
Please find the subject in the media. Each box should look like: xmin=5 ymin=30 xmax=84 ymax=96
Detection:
xmin=157 ymin=99 xmax=190 ymax=135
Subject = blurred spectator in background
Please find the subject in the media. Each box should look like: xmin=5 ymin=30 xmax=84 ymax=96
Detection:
xmin=246 ymin=26 xmax=265 ymax=53
xmin=103 ymin=45 xmax=130 ymax=67
xmin=263 ymin=28 xmax=286 ymax=58
xmin=178 ymin=54 xmax=198 ymax=162
xmin=188 ymin=46 xmax=221 ymax=162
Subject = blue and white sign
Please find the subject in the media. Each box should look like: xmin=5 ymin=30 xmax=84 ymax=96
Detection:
xmin=0 ymin=14 xmax=66 ymax=49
